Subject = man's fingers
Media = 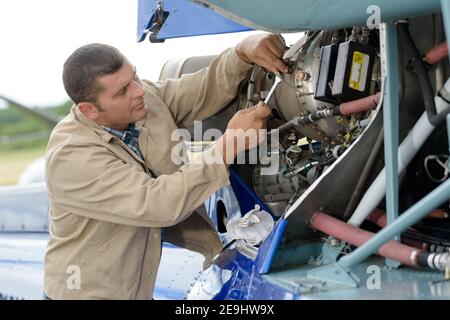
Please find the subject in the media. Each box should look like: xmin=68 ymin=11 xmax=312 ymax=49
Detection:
xmin=267 ymin=35 xmax=286 ymax=58
xmin=270 ymin=34 xmax=287 ymax=50
xmin=263 ymin=36 xmax=288 ymax=73
xmin=250 ymin=103 xmax=272 ymax=119
xmin=261 ymin=58 xmax=288 ymax=74
xmin=256 ymin=47 xmax=288 ymax=73
xmin=270 ymin=38 xmax=286 ymax=54
xmin=238 ymin=107 xmax=253 ymax=114
xmin=237 ymin=33 xmax=289 ymax=73
xmin=246 ymin=101 xmax=265 ymax=111
xmin=246 ymin=101 xmax=264 ymax=110
xmin=245 ymin=102 xmax=271 ymax=118
xmin=266 ymin=40 xmax=284 ymax=59
xmin=272 ymin=58 xmax=289 ymax=73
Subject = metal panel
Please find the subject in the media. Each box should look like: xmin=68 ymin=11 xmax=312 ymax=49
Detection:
xmin=282 ymin=102 xmax=384 ymax=243
xmin=153 ymin=243 xmax=205 ymax=299
xmin=442 ymin=0 xmax=450 ymax=62
xmin=448 ymin=114 xmax=450 ymax=158
xmin=267 ymin=256 xmax=450 ymax=299
xmin=195 ymin=0 xmax=441 ymax=32
xmin=0 ymin=182 xmax=49 ymax=232
xmin=0 ymin=233 xmax=48 ymax=300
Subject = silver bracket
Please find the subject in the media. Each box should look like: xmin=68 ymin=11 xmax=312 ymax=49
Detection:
xmin=309 ymin=238 xmax=350 ymax=266
xmin=307 ymin=262 xmax=360 ymax=288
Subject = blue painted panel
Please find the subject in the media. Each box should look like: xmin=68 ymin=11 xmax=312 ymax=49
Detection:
xmin=228 ymin=167 xmax=273 ymax=217
xmin=255 ymin=219 xmax=287 ymax=274
xmin=189 ymin=248 xmax=299 ymax=300
xmin=206 ymin=168 xmax=287 ymax=276
xmin=137 ymin=0 xmax=251 ymax=42
xmin=137 ymin=0 xmax=155 ymax=41
xmin=204 ymin=185 xmax=241 ymax=229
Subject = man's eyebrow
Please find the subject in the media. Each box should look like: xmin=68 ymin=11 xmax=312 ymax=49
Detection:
xmin=114 ymin=66 xmax=137 ymax=97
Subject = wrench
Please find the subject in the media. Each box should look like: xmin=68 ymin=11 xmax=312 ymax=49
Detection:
xmin=264 ymin=74 xmax=282 ymax=105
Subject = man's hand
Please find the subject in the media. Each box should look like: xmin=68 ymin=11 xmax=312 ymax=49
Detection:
xmin=236 ymin=33 xmax=288 ymax=74
xmin=217 ymin=102 xmax=272 ymax=164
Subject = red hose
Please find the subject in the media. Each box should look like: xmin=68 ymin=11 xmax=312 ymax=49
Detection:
xmin=366 ymin=209 xmax=449 ymax=250
xmin=366 ymin=209 xmax=424 ymax=249
xmin=339 ymin=92 xmax=381 ymax=116
xmin=368 ymin=209 xmax=448 ymax=228
xmin=424 ymin=42 xmax=448 ymax=65
xmin=402 ymin=238 xmax=427 ymax=250
xmin=426 ymin=209 xmax=448 ymax=219
xmin=310 ymin=212 xmax=421 ymax=266
xmin=366 ymin=208 xmax=386 ymax=227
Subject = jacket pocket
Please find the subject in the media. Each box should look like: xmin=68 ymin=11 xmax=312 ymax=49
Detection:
xmin=81 ymin=227 xmax=148 ymax=298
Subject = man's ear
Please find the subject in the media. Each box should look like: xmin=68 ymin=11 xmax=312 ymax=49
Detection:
xmin=78 ymin=102 xmax=99 ymax=120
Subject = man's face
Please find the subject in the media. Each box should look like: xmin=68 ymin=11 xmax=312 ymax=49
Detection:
xmin=91 ymin=60 xmax=147 ymax=130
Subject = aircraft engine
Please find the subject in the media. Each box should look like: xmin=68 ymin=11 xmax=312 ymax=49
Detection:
xmin=240 ymin=28 xmax=382 ymax=216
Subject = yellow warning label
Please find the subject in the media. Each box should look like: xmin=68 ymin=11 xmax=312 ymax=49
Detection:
xmin=349 ymin=51 xmax=370 ymax=91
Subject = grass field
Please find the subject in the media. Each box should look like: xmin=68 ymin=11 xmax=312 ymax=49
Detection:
xmin=0 ymin=145 xmax=46 ymax=185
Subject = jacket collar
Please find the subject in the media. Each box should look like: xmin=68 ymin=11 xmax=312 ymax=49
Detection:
xmin=71 ymin=104 xmax=120 ymax=143
xmin=71 ymin=104 xmax=149 ymax=143
xmin=135 ymin=112 xmax=147 ymax=129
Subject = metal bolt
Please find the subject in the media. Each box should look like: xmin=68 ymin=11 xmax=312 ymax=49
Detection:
xmin=296 ymin=70 xmax=311 ymax=81
xmin=330 ymin=239 xmax=340 ymax=246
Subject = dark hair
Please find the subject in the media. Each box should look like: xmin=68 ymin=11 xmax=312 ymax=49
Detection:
xmin=62 ymin=43 xmax=124 ymax=104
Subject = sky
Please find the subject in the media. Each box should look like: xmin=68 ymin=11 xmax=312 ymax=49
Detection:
xmin=0 ymin=0 xmax=303 ymax=108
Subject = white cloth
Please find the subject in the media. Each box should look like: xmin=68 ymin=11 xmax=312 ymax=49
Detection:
xmin=226 ymin=205 xmax=275 ymax=246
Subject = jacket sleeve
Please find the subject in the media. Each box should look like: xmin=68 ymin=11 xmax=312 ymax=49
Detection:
xmin=150 ymin=47 xmax=252 ymax=127
xmin=46 ymin=143 xmax=229 ymax=228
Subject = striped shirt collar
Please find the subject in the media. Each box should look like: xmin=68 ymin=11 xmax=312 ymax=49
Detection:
xmin=103 ymin=123 xmax=144 ymax=160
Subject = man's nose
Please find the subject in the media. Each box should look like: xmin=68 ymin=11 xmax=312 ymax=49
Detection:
xmin=131 ymin=79 xmax=145 ymax=97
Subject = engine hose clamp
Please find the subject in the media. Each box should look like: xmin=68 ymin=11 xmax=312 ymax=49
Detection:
xmin=424 ymin=154 xmax=449 ymax=183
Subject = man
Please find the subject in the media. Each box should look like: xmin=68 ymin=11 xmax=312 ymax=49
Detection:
xmin=44 ymin=33 xmax=288 ymax=299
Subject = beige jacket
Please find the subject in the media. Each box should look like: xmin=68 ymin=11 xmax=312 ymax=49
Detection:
xmin=44 ymin=47 xmax=252 ymax=299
